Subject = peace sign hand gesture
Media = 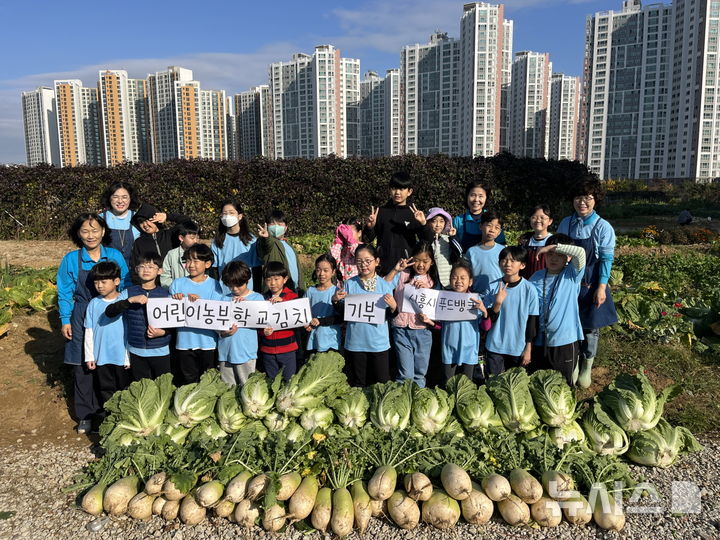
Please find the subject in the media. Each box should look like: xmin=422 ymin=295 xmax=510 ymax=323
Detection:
xmin=367 ymin=206 xmax=379 ymax=229
xmin=409 ymin=204 xmax=426 ymax=226
xmin=494 ymin=281 xmax=508 ymax=307
xmin=257 ymin=223 xmax=269 ymax=238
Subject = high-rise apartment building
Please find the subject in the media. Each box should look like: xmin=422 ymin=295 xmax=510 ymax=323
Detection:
xmin=53 ymin=80 xmax=102 ymax=167
xmin=582 ymin=0 xmax=673 ymax=179
xmin=401 ymin=32 xmax=461 ymax=156
xmin=509 ymin=51 xmax=552 ymax=159
xmin=225 ymin=97 xmax=239 ymax=161
xmin=200 ymin=89 xmax=227 ymax=160
xmin=148 ymin=66 xmax=194 ymax=163
xmin=22 ymin=87 xmax=59 ymax=166
xmin=97 ymin=70 xmax=149 ymax=166
xmin=269 ymin=45 xmax=360 ymax=159
xmin=359 ymin=69 xmax=401 ymax=157
xmin=174 ymin=81 xmax=202 ymax=160
xmin=236 ymin=85 xmax=274 ymax=160
xmin=548 ymin=73 xmax=580 ymax=161
xmin=459 ymin=3 xmax=513 ymax=157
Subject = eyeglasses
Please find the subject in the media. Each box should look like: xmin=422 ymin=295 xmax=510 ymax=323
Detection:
xmin=356 ymin=259 xmax=376 ymax=266
xmin=574 ymin=196 xmax=594 ymax=203
xmin=136 ymin=264 xmax=159 ymax=270
xmin=110 ymin=195 xmax=130 ymax=201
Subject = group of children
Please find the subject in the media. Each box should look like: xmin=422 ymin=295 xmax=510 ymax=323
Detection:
xmin=60 ymin=174 xmax=616 ymax=434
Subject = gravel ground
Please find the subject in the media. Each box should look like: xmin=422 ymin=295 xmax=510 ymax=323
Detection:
xmin=1 ymin=436 xmax=719 ymax=540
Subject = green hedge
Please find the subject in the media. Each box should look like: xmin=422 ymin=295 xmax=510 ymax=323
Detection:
xmin=0 ymin=154 xmax=596 ymax=239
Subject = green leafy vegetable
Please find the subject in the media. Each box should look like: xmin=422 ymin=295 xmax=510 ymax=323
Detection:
xmin=369 ymin=381 xmax=413 ymax=432
xmin=215 ymin=388 xmax=246 ymax=433
xmin=410 ymin=386 xmax=453 ymax=435
xmin=330 ymin=387 xmax=369 ymax=429
xmin=240 ymin=372 xmax=281 ymax=419
xmin=173 ymin=370 xmax=228 ymax=428
xmin=486 ymin=368 xmax=540 ymax=433
xmin=582 ymin=400 xmax=629 ymax=456
xmin=529 ymin=370 xmax=578 ymax=427
xmin=626 ymin=418 xmax=702 ymax=467
xmin=446 ymin=375 xmax=503 ymax=431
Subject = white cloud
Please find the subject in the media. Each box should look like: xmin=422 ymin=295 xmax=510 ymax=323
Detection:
xmin=0 ymin=44 xmax=299 ymax=164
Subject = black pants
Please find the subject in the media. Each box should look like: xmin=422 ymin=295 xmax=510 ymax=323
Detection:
xmin=486 ymin=351 xmax=522 ymax=376
xmin=130 ymin=353 xmax=172 ymax=381
xmin=441 ymin=363 xmax=475 ymax=388
xmin=72 ymin=363 xmax=101 ymax=421
xmin=344 ymin=350 xmax=390 ymax=387
xmin=175 ymin=349 xmax=216 ymax=384
xmin=95 ymin=364 xmax=132 ymax=407
xmin=531 ymin=341 xmax=580 ymax=386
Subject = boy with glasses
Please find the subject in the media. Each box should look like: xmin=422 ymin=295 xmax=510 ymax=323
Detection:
xmin=105 ymin=251 xmax=172 ymax=381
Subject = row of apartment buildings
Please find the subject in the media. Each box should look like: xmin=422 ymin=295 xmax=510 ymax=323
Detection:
xmin=22 ymin=3 xmax=581 ymax=172
xmin=28 ymin=0 xmax=720 ymax=181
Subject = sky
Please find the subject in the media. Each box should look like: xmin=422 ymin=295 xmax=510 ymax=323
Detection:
xmin=0 ymin=0 xmax=626 ymax=165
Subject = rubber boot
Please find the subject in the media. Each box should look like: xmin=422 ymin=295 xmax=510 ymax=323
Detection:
xmin=577 ymin=357 xmax=594 ymax=389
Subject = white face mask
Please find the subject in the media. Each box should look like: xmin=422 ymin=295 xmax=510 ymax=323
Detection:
xmin=221 ymin=215 xmax=239 ymax=228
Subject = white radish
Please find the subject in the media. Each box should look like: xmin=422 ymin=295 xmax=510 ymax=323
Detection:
xmin=225 ymin=471 xmax=253 ymax=503
xmin=461 ymin=482 xmax=494 ymax=525
xmin=509 ymin=468 xmax=543 ymax=504
xmin=277 ymin=471 xmax=302 ymax=501
xmin=234 ymin=499 xmax=260 ymax=528
xmin=368 ymin=465 xmax=397 ymax=501
xmin=195 ymin=480 xmax=224 ymax=507
xmin=179 ymin=494 xmax=207 ymax=525
xmin=144 ymin=472 xmax=167 ymax=495
xmin=161 ymin=499 xmax=180 ymax=521
xmin=331 ymin=488 xmax=354 ymax=537
xmin=152 ymin=496 xmax=167 ymax=516
xmin=311 ymin=487 xmax=332 ymax=532
xmin=351 ymin=481 xmax=372 ymax=535
xmin=162 ymin=477 xmax=189 ymax=501
xmin=127 ymin=492 xmax=155 ymax=520
xmin=80 ymin=484 xmax=105 ymax=516
xmin=541 ymin=470 xmax=575 ymax=500
xmin=441 ymin=463 xmax=472 ymax=501
xmin=530 ymin=496 xmax=562 ymax=527
xmin=246 ymin=473 xmax=270 ymax=501
xmin=103 ymin=476 xmax=139 ymax=516
xmin=288 ymin=475 xmax=319 ymax=521
xmin=214 ymin=499 xmax=235 ymax=518
xmin=422 ymin=489 xmax=461 ymax=529
xmin=591 ymin=486 xmax=626 ymax=531
xmin=404 ymin=472 xmax=433 ymax=501
xmin=369 ymin=498 xmax=385 ymax=517
xmin=387 ymin=490 xmax=420 ymax=530
xmin=497 ymin=493 xmax=530 ymax=526
xmin=262 ymin=503 xmax=286 ymax=532
xmin=481 ymin=473 xmax=511 ymax=501
xmin=562 ymin=493 xmax=593 ymax=525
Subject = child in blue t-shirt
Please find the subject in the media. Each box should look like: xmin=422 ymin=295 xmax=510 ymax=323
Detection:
xmin=217 ymin=260 xmax=263 ymax=385
xmin=304 ymin=254 xmax=342 ymax=354
xmin=530 ymin=234 xmax=587 ymax=386
xmin=105 ymin=251 xmax=172 ymax=381
xmin=484 ymin=246 xmax=539 ymax=376
xmin=169 ymin=244 xmax=221 ymax=384
xmin=464 ymin=211 xmax=505 ymax=296
xmin=83 ymin=261 xmax=130 ymax=408
xmin=256 ymin=209 xmax=303 ymax=293
xmin=333 ymin=244 xmax=399 ymax=387
xmin=419 ymin=260 xmax=489 ymax=388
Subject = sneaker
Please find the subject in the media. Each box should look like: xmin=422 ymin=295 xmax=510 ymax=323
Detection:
xmin=77 ymin=419 xmax=92 ymax=434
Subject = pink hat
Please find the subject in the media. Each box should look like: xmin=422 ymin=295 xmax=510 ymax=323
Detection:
xmin=426 ymin=207 xmax=452 ymax=233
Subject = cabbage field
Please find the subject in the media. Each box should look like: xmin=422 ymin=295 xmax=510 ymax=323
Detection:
xmin=70 ymin=351 xmax=700 ymax=534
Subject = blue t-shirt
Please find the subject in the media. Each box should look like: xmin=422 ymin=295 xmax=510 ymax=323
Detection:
xmin=282 ymin=240 xmax=300 ymax=289
xmin=530 ymin=265 xmax=585 ymax=347
xmin=305 ymin=285 xmax=341 ymax=352
xmin=103 ymin=211 xmax=141 ymax=239
xmin=464 ymin=243 xmax=504 ymax=296
xmin=343 ymin=275 xmax=399 ymax=353
xmin=84 ymin=292 xmax=128 ymax=367
xmin=484 ymin=278 xmax=539 ymax=356
xmin=452 ymin=211 xmax=507 ymax=250
xmin=169 ymin=276 xmax=222 ymax=350
xmin=440 ymin=314 xmax=483 ymax=366
xmin=212 ymin=235 xmax=260 ymax=292
xmin=218 ymin=291 xmax=264 ymax=364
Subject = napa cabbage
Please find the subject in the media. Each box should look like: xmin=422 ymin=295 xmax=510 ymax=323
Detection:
xmin=626 ymin=419 xmax=702 ymax=468
xmin=486 ymin=368 xmax=540 ymax=433
xmin=410 ymin=386 xmax=453 ymax=435
xmin=330 ymin=387 xmax=370 ymax=429
xmin=582 ymin=400 xmax=629 ymax=455
xmin=173 ymin=370 xmax=228 ymax=428
xmin=550 ymin=421 xmax=586 ymax=449
xmin=300 ymin=406 xmax=334 ymax=431
xmin=369 ymin=380 xmax=413 ymax=432
xmin=215 ymin=388 xmax=246 ymax=433
xmin=240 ymin=372 xmax=281 ymax=419
xmin=529 ymin=370 xmax=578 ymax=427
xmin=446 ymin=375 xmax=502 ymax=431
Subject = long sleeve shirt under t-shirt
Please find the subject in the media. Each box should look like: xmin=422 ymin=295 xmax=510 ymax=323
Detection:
xmin=259 ymin=287 xmax=299 ymax=354
xmin=484 ymin=278 xmax=539 ymax=357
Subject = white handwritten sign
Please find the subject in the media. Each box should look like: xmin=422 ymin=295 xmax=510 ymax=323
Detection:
xmin=343 ymin=293 xmax=387 ymax=324
xmin=401 ymin=285 xmax=478 ymax=321
xmin=148 ymin=297 xmax=312 ymax=330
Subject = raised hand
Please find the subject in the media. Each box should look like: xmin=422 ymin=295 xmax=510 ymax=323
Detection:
xmin=332 ymin=288 xmax=347 ymax=303
xmin=448 ymin=226 xmax=457 ymax=237
xmin=394 ymin=257 xmax=415 ymax=273
xmin=409 ymin=204 xmax=426 ymax=226
xmin=470 ymin=297 xmax=488 ymax=318
xmin=257 ymin=223 xmax=269 ymax=238
xmin=151 ymin=212 xmax=167 ymax=224
xmin=367 ymin=206 xmax=379 ymax=229
xmin=536 ymin=244 xmax=556 ymax=260
xmin=494 ymin=281 xmax=508 ymax=307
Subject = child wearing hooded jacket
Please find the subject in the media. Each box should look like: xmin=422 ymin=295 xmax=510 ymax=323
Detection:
xmin=130 ymin=202 xmax=190 ymax=270
xmin=426 ymin=207 xmax=463 ymax=289
xmin=330 ymin=218 xmax=362 ymax=282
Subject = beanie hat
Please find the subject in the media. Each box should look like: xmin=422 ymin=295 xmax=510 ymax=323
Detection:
xmin=426 ymin=207 xmax=452 ymax=233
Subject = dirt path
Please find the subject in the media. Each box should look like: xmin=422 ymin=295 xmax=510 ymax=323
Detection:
xmin=0 ymin=240 xmax=74 ymax=269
